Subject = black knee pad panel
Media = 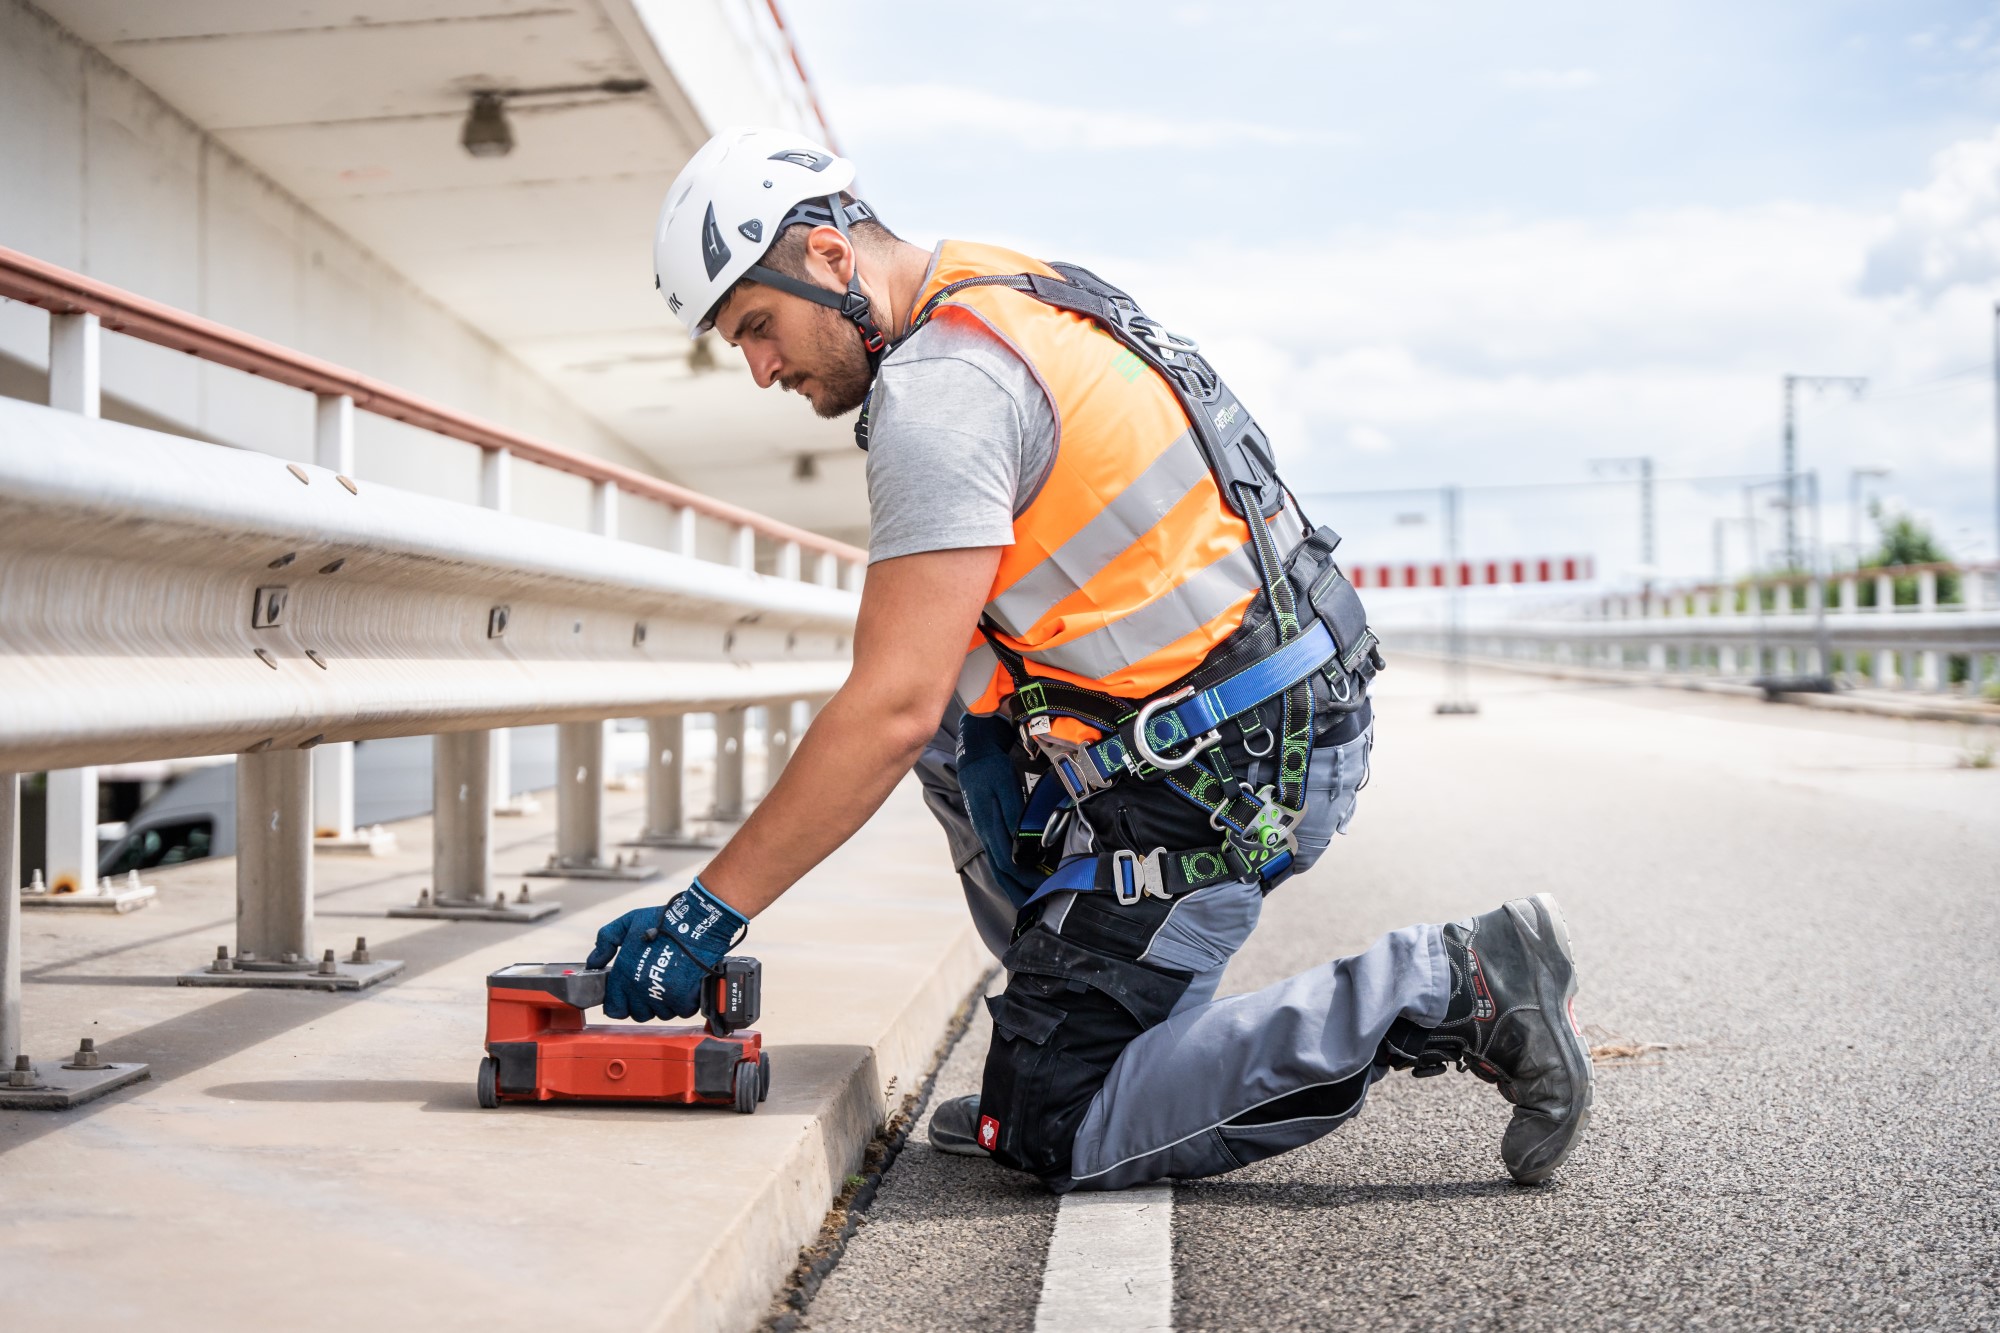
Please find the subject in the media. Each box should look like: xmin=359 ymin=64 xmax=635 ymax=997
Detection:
xmin=977 ymin=923 xmax=1191 ymax=1180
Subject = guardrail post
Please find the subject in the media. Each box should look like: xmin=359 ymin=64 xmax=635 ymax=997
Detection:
xmin=814 ymin=552 xmax=839 ymax=587
xmin=2 ymin=773 xmax=19 ymax=1068
xmin=712 ymin=708 xmax=747 ymax=821
xmin=624 ymin=714 xmax=713 ymax=850
xmin=1803 ymin=578 xmax=1826 ymax=675
xmin=2 ymin=768 xmax=151 ymax=1109
xmin=1917 ymin=570 xmax=1941 ymax=690
xmin=527 ymin=722 xmax=661 ymax=883
xmin=1874 ymin=573 xmax=1898 ymax=687
xmin=180 ymin=749 xmax=402 ymax=991
xmin=732 ymin=523 xmax=757 ymax=572
xmin=480 ymin=449 xmax=536 ymax=818
xmin=592 ymin=480 xmax=620 ymax=542
xmin=778 ymin=541 xmax=802 ymax=581
xmin=38 ymin=312 xmax=153 ymax=912
xmin=765 ymin=700 xmax=797 ymax=789
xmin=305 ymin=393 xmax=394 ymax=856
xmin=393 ymin=732 xmax=557 ymax=922
xmin=1772 ymin=582 xmax=1794 ymax=675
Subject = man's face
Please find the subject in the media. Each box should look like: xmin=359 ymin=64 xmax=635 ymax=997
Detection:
xmin=715 ymin=283 xmax=872 ymax=420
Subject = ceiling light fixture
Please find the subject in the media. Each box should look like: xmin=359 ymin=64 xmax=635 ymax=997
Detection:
xmin=458 ymin=78 xmax=651 ymax=159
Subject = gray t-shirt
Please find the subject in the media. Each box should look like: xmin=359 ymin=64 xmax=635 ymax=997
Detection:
xmin=864 ymin=303 xmax=1057 ymax=564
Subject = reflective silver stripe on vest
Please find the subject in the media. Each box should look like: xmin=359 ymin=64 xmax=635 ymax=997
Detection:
xmin=1022 ymin=539 xmax=1264 ymax=683
xmin=954 ymin=640 xmax=1002 ymax=712
xmin=985 ymin=431 xmax=1211 ymax=639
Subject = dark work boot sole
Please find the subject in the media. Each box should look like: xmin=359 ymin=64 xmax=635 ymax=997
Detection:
xmin=1499 ymin=892 xmax=1594 ymax=1184
xmin=926 ymin=1093 xmax=992 ymax=1158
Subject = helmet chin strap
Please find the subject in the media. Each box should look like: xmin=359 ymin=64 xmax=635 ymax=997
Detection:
xmin=745 ymin=194 xmax=890 ymax=373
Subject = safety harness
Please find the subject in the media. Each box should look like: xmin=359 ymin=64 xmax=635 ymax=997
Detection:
xmin=886 ymin=262 xmax=1386 ymax=909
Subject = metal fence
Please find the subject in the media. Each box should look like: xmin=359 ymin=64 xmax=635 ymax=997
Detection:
xmin=1395 ymin=562 xmax=2000 ymax=695
xmin=0 ymin=247 xmax=863 ymax=1104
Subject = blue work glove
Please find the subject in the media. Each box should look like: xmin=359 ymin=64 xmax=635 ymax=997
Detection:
xmin=585 ymin=878 xmax=749 ymax=1022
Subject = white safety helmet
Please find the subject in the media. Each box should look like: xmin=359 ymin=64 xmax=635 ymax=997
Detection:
xmin=653 ymin=126 xmax=887 ymax=359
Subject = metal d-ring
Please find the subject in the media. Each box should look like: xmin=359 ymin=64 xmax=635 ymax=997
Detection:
xmin=1239 ymin=717 xmax=1275 ymax=757
xmin=1132 ymin=688 xmax=1221 ymax=771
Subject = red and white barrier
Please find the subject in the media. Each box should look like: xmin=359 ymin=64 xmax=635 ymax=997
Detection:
xmin=1349 ymin=556 xmax=1595 ymax=589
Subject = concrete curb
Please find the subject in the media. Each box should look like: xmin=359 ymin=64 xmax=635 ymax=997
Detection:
xmin=652 ymin=923 xmax=992 ymax=1333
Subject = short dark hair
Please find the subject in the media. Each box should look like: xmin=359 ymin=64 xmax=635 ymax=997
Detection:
xmin=716 ymin=193 xmax=897 ymax=317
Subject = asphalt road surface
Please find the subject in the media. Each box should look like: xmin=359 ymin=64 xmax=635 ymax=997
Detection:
xmin=791 ymin=659 xmax=2000 ymax=1332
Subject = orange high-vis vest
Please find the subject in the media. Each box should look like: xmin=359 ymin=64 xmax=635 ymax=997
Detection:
xmin=919 ymin=242 xmax=1297 ymax=724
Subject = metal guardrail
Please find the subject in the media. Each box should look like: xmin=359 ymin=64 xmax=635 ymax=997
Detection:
xmin=1397 ymin=564 xmax=2000 ymax=694
xmin=0 ymin=247 xmax=863 ymax=1104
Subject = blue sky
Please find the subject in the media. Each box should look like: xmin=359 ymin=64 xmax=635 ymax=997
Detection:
xmin=786 ymin=1 xmax=2000 ymax=583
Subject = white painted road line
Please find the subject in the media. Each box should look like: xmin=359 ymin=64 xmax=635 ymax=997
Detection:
xmin=1033 ymin=1185 xmax=1174 ymax=1333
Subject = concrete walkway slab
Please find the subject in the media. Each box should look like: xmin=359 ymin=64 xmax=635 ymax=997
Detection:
xmin=1 ymin=770 xmax=987 ymax=1333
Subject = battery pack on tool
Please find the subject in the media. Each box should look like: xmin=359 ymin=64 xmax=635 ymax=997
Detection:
xmin=476 ymin=957 xmax=769 ymax=1113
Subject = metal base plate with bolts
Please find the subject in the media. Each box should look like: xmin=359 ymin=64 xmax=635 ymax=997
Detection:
xmin=620 ymin=829 xmax=719 ymax=851
xmin=0 ymin=1059 xmax=151 ymax=1111
xmin=313 ymin=825 xmax=398 ymax=856
xmin=20 ymin=871 xmax=157 ymax=913
xmin=389 ymin=885 xmax=560 ymax=923
xmin=178 ymin=943 xmax=405 ymax=992
xmin=1434 ymin=701 xmax=1482 ymax=716
xmin=522 ymin=854 xmax=663 ymax=883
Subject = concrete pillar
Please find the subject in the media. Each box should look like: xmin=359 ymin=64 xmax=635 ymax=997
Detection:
xmin=712 ymin=708 xmax=746 ymax=821
xmin=236 ymin=749 xmax=314 ymax=965
xmin=644 ymin=714 xmax=687 ymax=840
xmin=2 ymin=773 xmax=19 ymax=1069
xmin=431 ymin=731 xmax=492 ymax=905
xmin=555 ymin=720 xmax=604 ymax=867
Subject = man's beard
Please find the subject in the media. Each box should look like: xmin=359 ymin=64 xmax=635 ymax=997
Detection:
xmin=790 ymin=303 xmax=874 ymax=419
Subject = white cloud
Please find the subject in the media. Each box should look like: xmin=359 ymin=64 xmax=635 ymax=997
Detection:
xmin=1070 ymin=194 xmax=1998 ymax=572
xmin=1498 ymin=68 xmax=1601 ymax=91
xmin=834 ymin=83 xmax=1342 ymax=151
xmin=1861 ymin=124 xmax=2000 ymax=298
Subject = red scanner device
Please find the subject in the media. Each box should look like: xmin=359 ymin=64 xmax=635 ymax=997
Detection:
xmin=476 ymin=957 xmax=767 ymax=1113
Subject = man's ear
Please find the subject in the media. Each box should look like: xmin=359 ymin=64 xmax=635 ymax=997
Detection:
xmin=803 ymin=224 xmax=854 ymax=287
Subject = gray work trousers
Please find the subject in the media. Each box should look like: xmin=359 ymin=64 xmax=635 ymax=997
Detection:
xmin=914 ymin=722 xmax=1452 ymax=1190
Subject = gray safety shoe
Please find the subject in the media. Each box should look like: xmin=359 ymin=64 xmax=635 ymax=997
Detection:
xmin=1382 ymin=892 xmax=1594 ymax=1184
xmin=926 ymin=1093 xmax=993 ymax=1158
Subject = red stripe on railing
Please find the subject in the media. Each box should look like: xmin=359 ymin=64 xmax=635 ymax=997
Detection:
xmin=0 ymin=244 xmax=866 ymax=564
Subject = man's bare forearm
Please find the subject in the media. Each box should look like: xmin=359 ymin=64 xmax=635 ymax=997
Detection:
xmin=691 ymin=544 xmax=1002 ymax=919
xmin=695 ymin=682 xmax=932 ymax=917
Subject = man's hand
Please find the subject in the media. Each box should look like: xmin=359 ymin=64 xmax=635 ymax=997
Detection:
xmin=585 ymin=879 xmax=748 ymax=1022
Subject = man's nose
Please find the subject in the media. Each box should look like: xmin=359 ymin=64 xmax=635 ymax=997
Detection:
xmin=744 ymin=344 xmax=781 ymax=389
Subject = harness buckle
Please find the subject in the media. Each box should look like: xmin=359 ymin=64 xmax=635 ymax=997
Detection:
xmin=1033 ymin=734 xmax=1115 ymax=803
xmin=1131 ymin=687 xmax=1222 ymax=772
xmin=1111 ymin=848 xmax=1170 ymax=906
xmin=1212 ymin=784 xmax=1300 ymax=865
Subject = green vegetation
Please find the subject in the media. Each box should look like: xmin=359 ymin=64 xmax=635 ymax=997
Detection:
xmin=1855 ymin=512 xmax=1957 ymax=608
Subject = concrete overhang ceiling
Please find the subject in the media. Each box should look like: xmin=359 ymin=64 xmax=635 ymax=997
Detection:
xmin=35 ymin=0 xmax=866 ymax=539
